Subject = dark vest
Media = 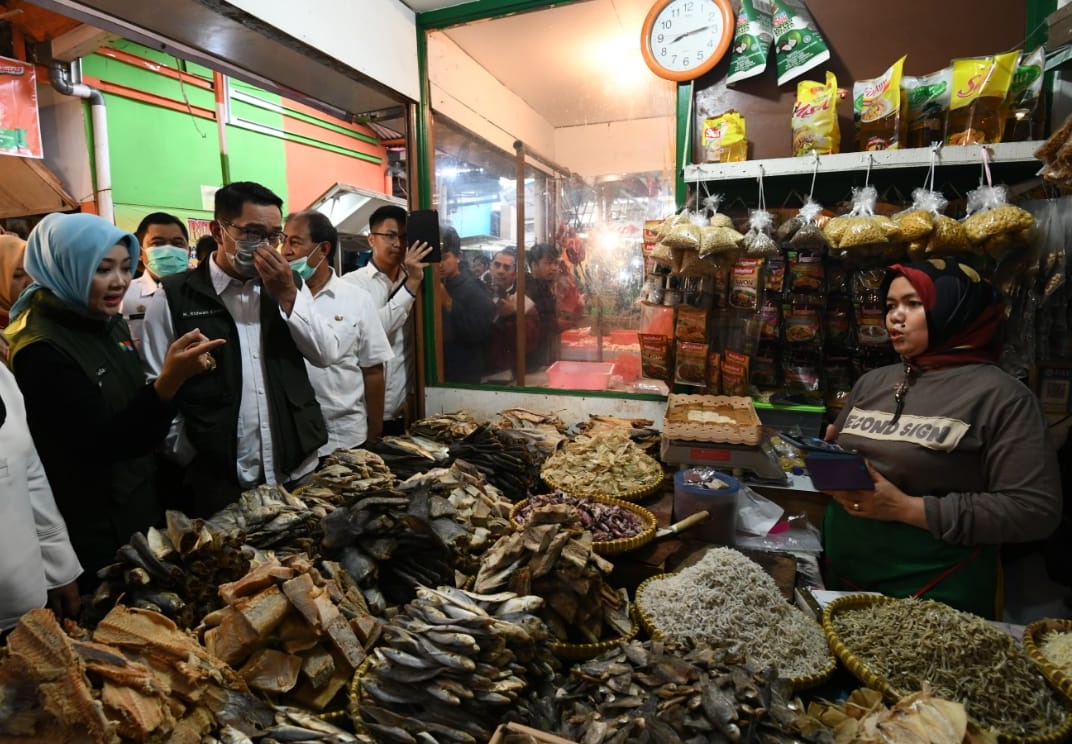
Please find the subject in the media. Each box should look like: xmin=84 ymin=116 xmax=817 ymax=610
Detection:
xmin=6 ymin=290 xmax=162 ymax=582
xmin=160 ymin=262 xmax=326 ymax=487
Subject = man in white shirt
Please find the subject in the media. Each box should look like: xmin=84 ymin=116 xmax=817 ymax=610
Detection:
xmin=342 ymin=205 xmax=432 ymax=435
xmin=142 ymin=181 xmax=345 ymax=516
xmin=121 ymin=212 xmax=190 ymax=353
xmin=281 ymin=209 xmax=393 ymax=453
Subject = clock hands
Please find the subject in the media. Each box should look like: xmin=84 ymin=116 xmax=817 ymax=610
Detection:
xmin=670 ymin=24 xmax=712 ymax=44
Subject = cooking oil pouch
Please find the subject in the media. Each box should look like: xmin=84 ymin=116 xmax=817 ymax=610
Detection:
xmin=703 ymin=111 xmax=748 ymax=163
xmin=947 ymin=51 xmax=1019 ymax=145
xmin=792 ymin=71 xmax=841 ymax=156
xmin=727 ymin=0 xmax=774 ymax=85
xmin=1003 ymin=46 xmax=1045 ymax=142
xmin=854 ymin=55 xmax=907 ymax=151
xmin=772 ymin=0 xmax=830 ymax=86
xmin=903 ymin=67 xmax=952 ymax=148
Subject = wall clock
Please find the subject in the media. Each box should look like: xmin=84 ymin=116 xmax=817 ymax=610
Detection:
xmin=640 ymin=0 xmax=735 ymax=82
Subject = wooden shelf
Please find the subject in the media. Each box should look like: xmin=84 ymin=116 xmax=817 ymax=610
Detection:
xmin=682 ymin=141 xmax=1044 ymax=183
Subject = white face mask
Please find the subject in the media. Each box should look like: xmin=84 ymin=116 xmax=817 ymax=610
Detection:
xmin=232 ymin=237 xmax=262 ymax=278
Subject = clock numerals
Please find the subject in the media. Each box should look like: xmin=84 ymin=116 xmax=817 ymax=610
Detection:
xmin=642 ymin=0 xmax=733 ymax=81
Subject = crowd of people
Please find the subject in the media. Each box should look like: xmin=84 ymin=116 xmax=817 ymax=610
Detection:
xmin=1 ymin=186 xmax=1059 ymax=634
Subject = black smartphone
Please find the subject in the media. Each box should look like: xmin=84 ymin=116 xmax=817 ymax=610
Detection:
xmin=779 ymin=432 xmax=874 ymax=491
xmin=407 ymin=209 xmax=441 ymax=263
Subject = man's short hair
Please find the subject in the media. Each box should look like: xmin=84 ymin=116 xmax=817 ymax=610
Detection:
xmin=136 ymin=211 xmax=188 ymax=242
xmin=441 ymin=225 xmax=461 ymax=256
xmin=214 ymin=181 xmax=284 ymax=222
xmin=287 ymin=209 xmax=339 ymax=263
xmin=195 ymin=235 xmax=216 ymax=264
xmin=369 ymin=205 xmax=407 ymax=232
xmin=494 ymin=247 xmax=517 ymax=264
xmin=528 ymin=242 xmax=560 ymax=266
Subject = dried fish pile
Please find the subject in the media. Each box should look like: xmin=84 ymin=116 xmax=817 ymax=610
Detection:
xmin=1039 ymin=629 xmax=1072 ymax=677
xmin=367 ymin=435 xmax=451 ymax=481
xmin=638 ymin=547 xmax=832 ymax=680
xmin=307 ymin=448 xmax=397 ymax=502
xmin=353 ymin=585 xmax=558 ymax=744
xmin=320 ymin=487 xmax=455 ymax=611
xmin=198 ymin=552 xmax=378 ymax=713
xmin=410 ymin=411 xmax=483 ymax=442
xmin=577 ymin=413 xmax=662 ymax=455
xmin=513 ymin=491 xmax=644 ymax=542
xmin=91 ymin=509 xmax=252 ymax=629
xmin=540 ymin=429 xmax=663 ymax=498
xmin=449 ymin=425 xmax=539 ymax=500
xmin=495 ymin=407 xmax=570 ymax=464
xmin=0 ymin=605 xmax=275 ymax=743
xmin=398 ymin=460 xmax=516 ymax=577
xmin=207 ymin=484 xmax=332 ymax=555
xmin=802 ymin=686 xmax=996 ymax=744
xmin=541 ymin=638 xmax=822 ymax=744
xmin=474 ymin=516 xmax=633 ymax=644
xmin=830 ymin=598 xmax=1070 ymax=737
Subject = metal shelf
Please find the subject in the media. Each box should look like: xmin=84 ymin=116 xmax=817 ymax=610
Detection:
xmin=682 ymin=141 xmax=1044 ymax=183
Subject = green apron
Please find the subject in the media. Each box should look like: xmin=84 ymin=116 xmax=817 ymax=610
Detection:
xmin=823 ymin=500 xmax=999 ymax=619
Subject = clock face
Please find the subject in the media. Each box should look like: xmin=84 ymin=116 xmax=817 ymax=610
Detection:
xmin=642 ymin=0 xmax=734 ymax=82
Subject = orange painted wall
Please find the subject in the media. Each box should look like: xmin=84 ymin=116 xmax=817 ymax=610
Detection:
xmin=282 ymin=101 xmax=389 ymax=211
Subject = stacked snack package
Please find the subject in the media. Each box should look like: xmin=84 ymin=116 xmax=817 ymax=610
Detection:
xmin=853 ymin=56 xmax=907 ymax=151
xmin=702 ymin=111 xmax=748 ymax=163
xmin=792 ymin=71 xmax=841 ymax=156
xmin=903 ymin=67 xmax=953 ymax=148
xmin=945 ymin=51 xmax=1019 ymax=145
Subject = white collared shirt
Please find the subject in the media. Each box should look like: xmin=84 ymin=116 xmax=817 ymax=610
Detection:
xmin=120 ymin=272 xmax=161 ymax=356
xmin=305 ymin=271 xmax=393 ymax=453
xmin=342 ymin=259 xmax=415 ymax=420
xmin=142 ymin=256 xmax=342 ymax=487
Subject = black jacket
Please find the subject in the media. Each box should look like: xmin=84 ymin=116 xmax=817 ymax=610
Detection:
xmin=442 ymin=270 xmax=495 ymax=383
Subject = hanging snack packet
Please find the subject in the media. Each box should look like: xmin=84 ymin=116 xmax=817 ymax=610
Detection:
xmin=786 ymin=197 xmax=831 ymax=254
xmin=895 ymin=186 xmax=947 ymax=260
xmin=742 ymin=209 xmax=779 ymax=256
xmin=727 ymin=0 xmax=774 ymax=85
xmin=703 ymin=111 xmax=749 ymax=163
xmin=639 ymin=333 xmax=672 ymax=380
xmin=721 ymin=350 xmax=751 ymax=396
xmin=854 ymin=56 xmax=907 ymax=151
xmin=706 ymin=351 xmax=722 ymax=394
xmin=675 ymin=305 xmax=709 ymax=344
xmin=772 ymin=0 xmax=830 ymax=86
xmin=961 ymin=184 xmax=1036 ymax=259
xmin=675 ymin=341 xmax=709 ymax=387
xmin=1003 ymin=47 xmax=1045 ymax=142
xmin=792 ymin=71 xmax=841 ymax=156
xmin=946 ymin=51 xmax=1019 ymax=145
xmin=729 ymin=257 xmax=764 ymax=310
xmin=903 ymin=67 xmax=953 ymax=148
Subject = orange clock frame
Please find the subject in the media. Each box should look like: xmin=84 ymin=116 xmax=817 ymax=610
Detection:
xmin=640 ymin=0 xmax=735 ymax=82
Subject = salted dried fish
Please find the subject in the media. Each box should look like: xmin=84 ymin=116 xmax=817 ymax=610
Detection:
xmin=540 ymin=429 xmax=663 ymax=498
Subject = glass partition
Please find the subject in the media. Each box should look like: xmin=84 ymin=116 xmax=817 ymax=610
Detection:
xmin=424 ymin=2 xmax=678 ymax=393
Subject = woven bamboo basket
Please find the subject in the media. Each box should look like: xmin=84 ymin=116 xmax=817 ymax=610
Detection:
xmin=509 ymin=494 xmax=657 ymax=555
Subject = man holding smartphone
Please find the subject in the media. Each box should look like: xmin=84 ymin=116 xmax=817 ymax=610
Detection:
xmin=343 ymin=206 xmax=432 ymax=435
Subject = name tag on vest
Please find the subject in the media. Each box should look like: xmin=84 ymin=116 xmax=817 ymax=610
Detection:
xmin=182 ymin=309 xmax=225 ymax=318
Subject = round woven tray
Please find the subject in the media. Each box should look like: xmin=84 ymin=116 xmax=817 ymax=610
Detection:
xmin=822 ymin=594 xmax=1072 ymax=744
xmin=634 ymin=573 xmax=836 ymax=692
xmin=1024 ymin=618 xmax=1072 ymax=704
xmin=509 ymin=495 xmax=657 ymax=555
xmin=550 ymin=615 xmax=639 ymax=662
xmin=541 ymin=464 xmax=664 ymax=502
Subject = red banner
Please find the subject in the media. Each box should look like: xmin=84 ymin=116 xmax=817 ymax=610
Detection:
xmin=0 ymin=56 xmax=42 ymax=158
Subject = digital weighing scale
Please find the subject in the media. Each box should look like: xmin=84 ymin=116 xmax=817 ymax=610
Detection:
xmin=660 ymin=437 xmax=788 ymax=484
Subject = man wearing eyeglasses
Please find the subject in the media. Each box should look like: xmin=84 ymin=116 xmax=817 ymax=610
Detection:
xmin=342 ymin=205 xmax=432 ymax=435
xmin=141 ymin=181 xmax=344 ymax=516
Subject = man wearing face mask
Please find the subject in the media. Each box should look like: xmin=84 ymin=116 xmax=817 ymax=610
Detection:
xmin=281 ymin=209 xmax=392 ymax=452
xmin=121 ymin=212 xmax=190 ymax=353
xmin=142 ymin=182 xmax=344 ymax=516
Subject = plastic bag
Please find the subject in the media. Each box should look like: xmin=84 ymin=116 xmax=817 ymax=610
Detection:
xmin=961 ymin=184 xmax=1036 ymax=259
xmin=742 ymin=209 xmax=779 ymax=257
xmin=735 ymin=484 xmax=785 ymax=536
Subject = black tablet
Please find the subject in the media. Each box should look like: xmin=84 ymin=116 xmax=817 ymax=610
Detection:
xmin=407 ymin=209 xmax=441 ymax=262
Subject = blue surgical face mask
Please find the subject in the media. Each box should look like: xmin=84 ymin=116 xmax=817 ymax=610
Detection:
xmin=145 ymin=245 xmax=190 ymax=277
xmin=232 ymin=237 xmax=263 ymax=278
xmin=289 ymin=249 xmax=325 ymax=281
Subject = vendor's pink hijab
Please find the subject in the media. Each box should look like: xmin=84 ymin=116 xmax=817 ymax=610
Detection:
xmin=0 ymin=234 xmax=27 ymax=320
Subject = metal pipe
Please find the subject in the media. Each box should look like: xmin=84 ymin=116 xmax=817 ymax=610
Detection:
xmin=514 ymin=140 xmax=527 ymax=386
xmin=49 ymin=59 xmax=114 ymax=223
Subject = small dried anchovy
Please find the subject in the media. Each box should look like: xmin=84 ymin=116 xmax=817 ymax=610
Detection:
xmin=831 ymin=598 xmax=1071 ymax=736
